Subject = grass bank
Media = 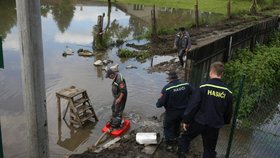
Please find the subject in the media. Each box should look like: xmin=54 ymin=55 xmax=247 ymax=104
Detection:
xmin=114 ymin=0 xmax=253 ymax=14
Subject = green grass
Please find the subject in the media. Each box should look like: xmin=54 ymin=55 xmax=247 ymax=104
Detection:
xmin=117 ymin=48 xmax=151 ymax=61
xmin=114 ymin=0 xmax=252 ymax=14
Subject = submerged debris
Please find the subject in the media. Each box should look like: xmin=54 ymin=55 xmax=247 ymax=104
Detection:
xmin=62 ymin=47 xmax=74 ymax=57
xmin=126 ymin=65 xmax=137 ymax=69
xmin=102 ymin=59 xmax=113 ymax=65
xmin=77 ymin=49 xmax=95 ymax=57
xmin=93 ymin=60 xmax=103 ymax=66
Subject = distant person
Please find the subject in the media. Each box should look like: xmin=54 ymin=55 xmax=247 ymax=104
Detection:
xmin=156 ymin=71 xmax=193 ymax=152
xmin=178 ymin=61 xmax=233 ymax=158
xmin=173 ymin=27 xmax=191 ymax=67
xmin=106 ymin=69 xmax=127 ymax=128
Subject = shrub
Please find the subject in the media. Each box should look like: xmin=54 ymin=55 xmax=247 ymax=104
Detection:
xmin=117 ymin=49 xmax=151 ymax=61
xmin=223 ymin=32 xmax=280 ymax=118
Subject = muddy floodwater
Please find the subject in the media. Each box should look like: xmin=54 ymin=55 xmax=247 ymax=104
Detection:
xmin=0 ymin=1 xmax=180 ymax=157
xmin=0 ymin=1 xmax=279 ymax=158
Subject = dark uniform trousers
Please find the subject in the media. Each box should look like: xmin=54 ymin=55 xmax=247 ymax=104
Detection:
xmin=178 ymin=121 xmax=219 ymax=158
xmin=112 ymin=96 xmax=127 ymax=118
xmin=164 ymin=109 xmax=184 ymax=142
xmin=178 ymin=49 xmax=185 ymax=67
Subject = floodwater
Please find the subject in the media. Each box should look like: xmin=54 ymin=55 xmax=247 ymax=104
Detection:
xmin=0 ymin=1 xmax=279 ymax=158
xmin=0 ymin=1 xmax=182 ymax=157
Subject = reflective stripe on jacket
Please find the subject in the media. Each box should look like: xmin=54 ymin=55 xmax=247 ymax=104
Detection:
xmin=156 ymin=79 xmax=193 ymax=110
xmin=183 ymin=78 xmax=233 ymax=128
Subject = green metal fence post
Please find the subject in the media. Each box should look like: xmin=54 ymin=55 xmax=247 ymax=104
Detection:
xmin=0 ymin=120 xmax=4 ymax=158
xmin=0 ymin=36 xmax=4 ymax=69
xmin=225 ymin=75 xmax=245 ymax=158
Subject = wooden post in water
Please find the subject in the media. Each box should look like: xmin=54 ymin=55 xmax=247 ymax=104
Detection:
xmin=95 ymin=15 xmax=104 ymax=49
xmin=15 ymin=0 xmax=49 ymax=157
xmin=98 ymin=15 xmax=104 ymax=37
xmin=194 ymin=0 xmax=199 ymax=28
xmin=105 ymin=0 xmax=112 ymax=32
xmin=151 ymin=5 xmax=157 ymax=38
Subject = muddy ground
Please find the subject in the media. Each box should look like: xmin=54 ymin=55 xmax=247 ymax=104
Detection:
xmin=68 ymin=12 xmax=279 ymax=158
xmin=68 ymin=116 xmax=202 ymax=158
xmin=147 ymin=14 xmax=279 ymax=79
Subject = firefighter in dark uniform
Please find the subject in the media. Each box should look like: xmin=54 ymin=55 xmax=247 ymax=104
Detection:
xmin=156 ymin=71 xmax=193 ymax=152
xmin=178 ymin=61 xmax=233 ymax=158
xmin=173 ymin=27 xmax=191 ymax=67
xmin=106 ymin=69 xmax=127 ymax=128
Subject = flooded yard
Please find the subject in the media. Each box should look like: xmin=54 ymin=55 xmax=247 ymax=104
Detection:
xmin=0 ymin=0 xmax=279 ymax=158
xmin=0 ymin=1 xmax=176 ymax=157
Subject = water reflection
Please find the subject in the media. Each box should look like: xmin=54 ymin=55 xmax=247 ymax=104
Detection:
xmin=51 ymin=0 xmax=75 ymax=33
xmin=0 ymin=0 xmax=17 ymax=39
xmin=116 ymin=3 xmax=224 ymax=30
xmin=57 ymin=120 xmax=97 ymax=151
xmin=1 ymin=1 xmax=279 ymax=158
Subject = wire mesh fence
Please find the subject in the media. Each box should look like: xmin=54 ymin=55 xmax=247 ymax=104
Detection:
xmin=225 ymin=76 xmax=280 ymax=158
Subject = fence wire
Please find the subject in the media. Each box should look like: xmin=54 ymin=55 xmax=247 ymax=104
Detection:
xmin=225 ymin=78 xmax=280 ymax=158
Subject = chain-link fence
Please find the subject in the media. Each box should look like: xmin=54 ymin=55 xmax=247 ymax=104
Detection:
xmin=223 ymin=75 xmax=280 ymax=158
xmin=213 ymin=74 xmax=280 ymax=158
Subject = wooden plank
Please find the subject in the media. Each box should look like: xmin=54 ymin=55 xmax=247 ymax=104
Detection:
xmin=87 ymin=100 xmax=99 ymax=121
xmin=56 ymin=87 xmax=85 ymax=98
xmin=103 ymin=137 xmax=121 ymax=148
xmin=94 ymin=129 xmax=110 ymax=147
xmin=57 ymin=96 xmax=61 ymax=120
xmin=80 ymin=113 xmax=94 ymax=122
xmin=69 ymin=119 xmax=80 ymax=125
xmin=63 ymin=102 xmax=70 ymax=120
xmin=94 ymin=137 xmax=121 ymax=153
xmin=77 ymin=105 xmax=91 ymax=114
xmin=74 ymin=98 xmax=89 ymax=107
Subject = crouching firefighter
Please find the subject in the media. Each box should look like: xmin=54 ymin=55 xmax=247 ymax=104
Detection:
xmin=156 ymin=71 xmax=193 ymax=152
xmin=106 ymin=69 xmax=127 ymax=128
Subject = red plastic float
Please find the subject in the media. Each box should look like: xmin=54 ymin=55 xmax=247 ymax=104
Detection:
xmin=102 ymin=119 xmax=130 ymax=136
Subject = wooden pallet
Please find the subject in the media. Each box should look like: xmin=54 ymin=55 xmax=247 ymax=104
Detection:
xmin=56 ymin=86 xmax=98 ymax=127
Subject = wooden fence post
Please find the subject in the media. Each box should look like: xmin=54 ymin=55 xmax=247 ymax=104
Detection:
xmin=151 ymin=5 xmax=157 ymax=39
xmin=227 ymin=0 xmax=231 ymax=19
xmin=94 ymin=15 xmax=104 ymax=49
xmin=194 ymin=0 xmax=199 ymax=27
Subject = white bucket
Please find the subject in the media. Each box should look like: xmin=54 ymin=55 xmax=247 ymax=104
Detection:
xmin=136 ymin=132 xmax=160 ymax=145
